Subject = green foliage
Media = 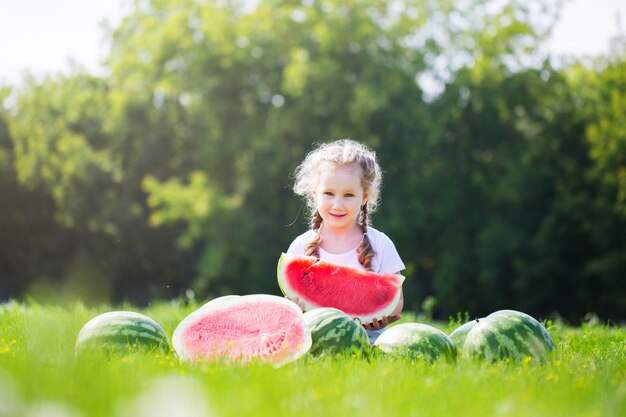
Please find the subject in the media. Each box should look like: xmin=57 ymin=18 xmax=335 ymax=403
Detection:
xmin=0 ymin=0 xmax=624 ymax=321
xmin=3 ymin=72 xmax=198 ymax=304
xmin=562 ymin=57 xmax=626 ymax=317
xmin=0 ymin=87 xmax=72 ymax=300
xmin=143 ymin=171 xmax=242 ymax=249
xmin=377 ymin=57 xmax=626 ymax=320
xmin=9 ymin=74 xmax=121 ymax=230
xmin=581 ymin=61 xmax=626 ymax=214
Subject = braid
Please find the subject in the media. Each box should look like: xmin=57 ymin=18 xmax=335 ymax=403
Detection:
xmin=305 ymin=210 xmax=323 ymax=257
xmin=357 ymin=205 xmax=375 ymax=271
xmin=291 ymin=139 xmax=384 ymax=268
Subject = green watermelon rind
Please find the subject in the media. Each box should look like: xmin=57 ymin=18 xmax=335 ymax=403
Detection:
xmin=277 ymin=253 xmax=404 ymax=324
xmin=303 ymin=307 xmax=370 ymax=356
xmin=449 ymin=318 xmax=482 ymax=351
xmin=277 ymin=253 xmax=313 ymax=302
xmin=374 ymin=323 xmax=457 ymax=362
xmin=172 ymin=294 xmax=312 ymax=366
xmin=75 ymin=311 xmax=171 ymax=355
xmin=461 ymin=310 xmax=557 ymax=363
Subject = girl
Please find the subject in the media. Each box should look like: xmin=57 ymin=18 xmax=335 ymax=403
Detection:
xmin=286 ymin=139 xmax=405 ymax=343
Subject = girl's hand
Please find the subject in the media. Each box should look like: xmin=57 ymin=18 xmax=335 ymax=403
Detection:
xmin=285 ymin=295 xmax=306 ymax=311
xmin=363 ymin=314 xmax=401 ymax=330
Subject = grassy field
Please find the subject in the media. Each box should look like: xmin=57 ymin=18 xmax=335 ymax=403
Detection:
xmin=0 ymin=300 xmax=624 ymax=417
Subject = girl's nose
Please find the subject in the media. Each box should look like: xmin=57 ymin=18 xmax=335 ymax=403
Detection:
xmin=331 ymin=197 xmax=343 ymax=208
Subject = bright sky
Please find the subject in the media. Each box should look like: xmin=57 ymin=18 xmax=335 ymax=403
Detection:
xmin=0 ymin=0 xmax=624 ymax=86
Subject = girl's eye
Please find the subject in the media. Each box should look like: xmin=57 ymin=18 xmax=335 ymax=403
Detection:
xmin=324 ymin=191 xmax=334 ymax=196
xmin=345 ymin=193 xmax=355 ymax=197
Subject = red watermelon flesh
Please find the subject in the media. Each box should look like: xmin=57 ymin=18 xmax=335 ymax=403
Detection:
xmin=277 ymin=253 xmax=405 ymax=324
xmin=172 ymin=294 xmax=311 ymax=366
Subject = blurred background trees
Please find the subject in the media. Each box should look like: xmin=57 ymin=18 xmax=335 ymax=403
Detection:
xmin=1 ymin=0 xmax=624 ymax=322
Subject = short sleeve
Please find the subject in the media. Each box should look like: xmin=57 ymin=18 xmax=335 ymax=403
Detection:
xmin=369 ymin=228 xmax=405 ymax=274
xmin=286 ymin=231 xmax=311 ymax=256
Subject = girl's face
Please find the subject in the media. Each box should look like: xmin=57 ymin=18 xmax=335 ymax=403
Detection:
xmin=313 ymin=164 xmax=367 ymax=233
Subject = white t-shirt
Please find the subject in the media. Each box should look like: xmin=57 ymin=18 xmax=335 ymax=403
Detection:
xmin=286 ymin=226 xmax=405 ymax=344
xmin=286 ymin=226 xmax=405 ymax=274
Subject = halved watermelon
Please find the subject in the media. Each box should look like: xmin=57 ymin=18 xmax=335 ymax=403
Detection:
xmin=172 ymin=294 xmax=311 ymax=366
xmin=277 ymin=253 xmax=404 ymax=324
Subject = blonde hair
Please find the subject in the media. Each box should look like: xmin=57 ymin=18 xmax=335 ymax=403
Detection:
xmin=292 ymin=139 xmax=383 ymax=270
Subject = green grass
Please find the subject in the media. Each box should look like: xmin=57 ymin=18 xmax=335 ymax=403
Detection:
xmin=1 ymin=300 xmax=624 ymax=417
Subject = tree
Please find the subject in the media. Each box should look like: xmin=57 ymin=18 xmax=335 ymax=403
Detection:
xmin=0 ymin=86 xmax=69 ymax=299
xmin=4 ymin=0 xmax=625 ymax=321
xmin=564 ymin=56 xmax=626 ymax=318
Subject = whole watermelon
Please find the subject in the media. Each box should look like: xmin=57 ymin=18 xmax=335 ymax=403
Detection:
xmin=449 ymin=318 xmax=481 ymax=351
xmin=374 ymin=323 xmax=457 ymax=362
xmin=76 ymin=311 xmax=171 ymax=355
xmin=303 ymin=308 xmax=370 ymax=356
xmin=462 ymin=310 xmax=556 ymax=363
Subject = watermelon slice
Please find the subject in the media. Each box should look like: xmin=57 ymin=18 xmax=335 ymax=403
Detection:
xmin=172 ymin=294 xmax=311 ymax=366
xmin=277 ymin=253 xmax=405 ymax=324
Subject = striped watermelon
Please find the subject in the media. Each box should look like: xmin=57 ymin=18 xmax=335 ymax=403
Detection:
xmin=461 ymin=310 xmax=556 ymax=363
xmin=172 ymin=294 xmax=311 ymax=366
xmin=303 ymin=308 xmax=370 ymax=356
xmin=277 ymin=253 xmax=404 ymax=324
xmin=374 ymin=323 xmax=457 ymax=362
xmin=75 ymin=311 xmax=171 ymax=355
xmin=449 ymin=318 xmax=481 ymax=351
